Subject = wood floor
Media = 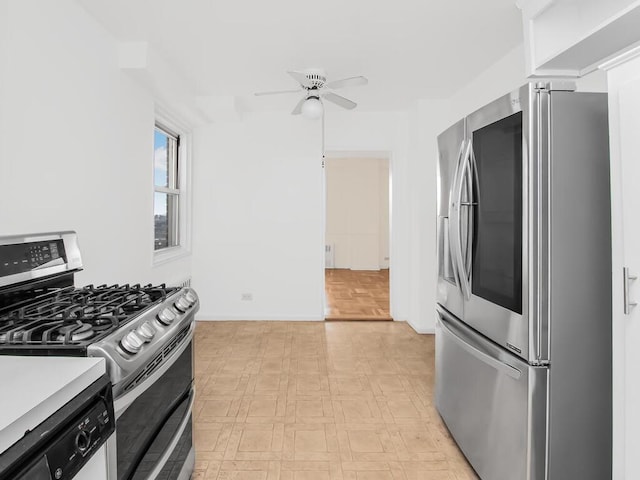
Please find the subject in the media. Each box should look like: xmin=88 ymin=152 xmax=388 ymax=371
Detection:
xmin=192 ymin=321 xmax=478 ymax=480
xmin=324 ymin=269 xmax=391 ymax=321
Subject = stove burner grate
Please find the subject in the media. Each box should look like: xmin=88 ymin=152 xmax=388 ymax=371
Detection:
xmin=0 ymin=283 xmax=178 ymax=347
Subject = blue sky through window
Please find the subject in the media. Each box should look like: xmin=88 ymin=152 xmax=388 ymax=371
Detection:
xmin=154 ymin=130 xmax=168 ymax=186
xmin=154 ymin=130 xmax=168 ymax=215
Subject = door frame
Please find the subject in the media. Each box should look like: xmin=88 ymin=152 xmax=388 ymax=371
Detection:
xmin=322 ymin=149 xmax=393 ymax=320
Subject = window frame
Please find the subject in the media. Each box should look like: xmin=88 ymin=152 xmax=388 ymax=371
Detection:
xmin=152 ymin=107 xmax=192 ymax=266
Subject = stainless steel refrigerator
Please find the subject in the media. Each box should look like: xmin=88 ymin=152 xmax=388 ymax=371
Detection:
xmin=435 ymin=82 xmax=612 ymax=480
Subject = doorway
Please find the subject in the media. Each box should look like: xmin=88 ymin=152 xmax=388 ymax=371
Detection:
xmin=323 ymin=156 xmax=391 ymax=320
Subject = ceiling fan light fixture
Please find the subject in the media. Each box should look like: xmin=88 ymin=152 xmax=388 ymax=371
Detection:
xmin=301 ymin=96 xmax=323 ymax=119
xmin=254 ymin=69 xmax=365 ymax=116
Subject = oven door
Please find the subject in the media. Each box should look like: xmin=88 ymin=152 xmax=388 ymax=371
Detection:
xmin=114 ymin=338 xmax=194 ymax=480
xmin=458 ymin=84 xmax=540 ymax=362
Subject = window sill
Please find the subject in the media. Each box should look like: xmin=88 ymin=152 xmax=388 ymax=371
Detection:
xmin=153 ymin=245 xmax=190 ymax=266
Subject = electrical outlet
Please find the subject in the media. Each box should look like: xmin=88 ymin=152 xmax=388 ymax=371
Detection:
xmin=241 ymin=293 xmax=253 ymax=301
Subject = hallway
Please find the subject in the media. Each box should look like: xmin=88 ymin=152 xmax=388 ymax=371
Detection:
xmin=324 ymin=269 xmax=391 ymax=321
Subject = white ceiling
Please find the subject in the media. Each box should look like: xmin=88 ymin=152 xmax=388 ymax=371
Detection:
xmin=78 ymin=0 xmax=523 ymax=112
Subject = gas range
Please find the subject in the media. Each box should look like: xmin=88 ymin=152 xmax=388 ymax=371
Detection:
xmin=0 ymin=231 xmax=199 ymax=479
xmin=0 ymin=283 xmax=181 ymax=349
xmin=0 ymin=231 xmax=199 ymax=395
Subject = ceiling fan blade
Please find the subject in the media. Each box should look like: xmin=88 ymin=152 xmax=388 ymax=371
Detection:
xmin=287 ymin=70 xmax=311 ymax=87
xmin=254 ymin=89 xmax=301 ymax=96
xmin=322 ymin=92 xmax=357 ymax=110
xmin=325 ymin=76 xmax=368 ymax=89
xmin=291 ymin=97 xmax=306 ymax=115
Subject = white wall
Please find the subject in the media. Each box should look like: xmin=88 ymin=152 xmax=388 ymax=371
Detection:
xmin=325 ymin=157 xmax=389 ymax=270
xmin=378 ymin=159 xmax=390 ymax=269
xmin=190 ymin=109 xmax=410 ymax=323
xmin=0 ymin=0 xmax=191 ymax=287
xmin=447 ymin=44 xmax=608 ymax=127
xmin=191 ymin=113 xmax=323 ymax=320
xmin=446 ymin=45 xmax=529 ymax=125
xmin=403 ymin=100 xmax=450 ymax=334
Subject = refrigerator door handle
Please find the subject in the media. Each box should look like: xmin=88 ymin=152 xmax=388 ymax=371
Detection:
xmin=438 ymin=313 xmax=522 ymax=380
xmin=463 ymin=143 xmax=477 ymax=278
xmin=448 ymin=139 xmax=467 ymax=291
xmin=452 ymin=140 xmax=473 ymax=300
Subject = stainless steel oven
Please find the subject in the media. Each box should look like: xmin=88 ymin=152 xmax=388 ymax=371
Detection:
xmin=113 ymin=337 xmax=194 ymax=480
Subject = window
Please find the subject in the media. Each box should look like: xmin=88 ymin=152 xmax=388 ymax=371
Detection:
xmin=152 ymin=107 xmax=192 ymax=265
xmin=154 ymin=124 xmax=180 ymax=250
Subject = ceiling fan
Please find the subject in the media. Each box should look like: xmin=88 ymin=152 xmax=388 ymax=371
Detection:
xmin=254 ymin=68 xmax=368 ymax=118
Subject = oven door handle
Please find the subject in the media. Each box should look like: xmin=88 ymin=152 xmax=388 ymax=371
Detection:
xmin=121 ymin=386 xmax=194 ymax=480
xmin=114 ymin=325 xmax=193 ymax=417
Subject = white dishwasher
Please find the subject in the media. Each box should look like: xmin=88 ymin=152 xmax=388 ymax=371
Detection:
xmin=0 ymin=357 xmax=114 ymax=480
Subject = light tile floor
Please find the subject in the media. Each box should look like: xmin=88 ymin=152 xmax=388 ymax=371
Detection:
xmin=193 ymin=321 xmax=478 ymax=480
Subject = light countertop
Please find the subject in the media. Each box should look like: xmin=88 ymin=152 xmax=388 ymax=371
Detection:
xmin=0 ymin=356 xmax=105 ymax=453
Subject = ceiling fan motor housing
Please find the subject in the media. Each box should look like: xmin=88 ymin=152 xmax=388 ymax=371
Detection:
xmin=304 ymin=70 xmax=326 ymax=89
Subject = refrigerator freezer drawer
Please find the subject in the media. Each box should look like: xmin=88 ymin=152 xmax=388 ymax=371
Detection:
xmin=435 ymin=308 xmax=547 ymax=480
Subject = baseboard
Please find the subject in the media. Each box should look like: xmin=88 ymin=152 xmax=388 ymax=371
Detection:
xmin=195 ymin=314 xmax=434 ymax=332
xmin=407 ymin=317 xmax=435 ymax=335
xmin=324 ymin=316 xmax=393 ymax=321
xmin=196 ymin=313 xmax=324 ymax=322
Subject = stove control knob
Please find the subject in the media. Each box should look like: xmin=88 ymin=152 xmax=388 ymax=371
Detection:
xmin=174 ymin=296 xmax=191 ymax=312
xmin=157 ymin=308 xmax=176 ymax=325
xmin=136 ymin=322 xmax=156 ymax=342
xmin=120 ymin=331 xmax=144 ymax=354
xmin=75 ymin=429 xmax=91 ymax=453
xmin=184 ymin=291 xmax=197 ymax=304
